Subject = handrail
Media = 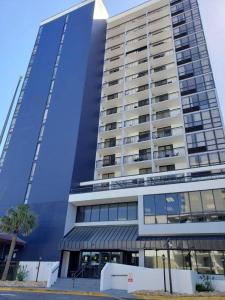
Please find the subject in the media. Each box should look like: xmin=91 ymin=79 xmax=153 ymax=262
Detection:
xmin=70 ymin=172 xmax=225 ymax=194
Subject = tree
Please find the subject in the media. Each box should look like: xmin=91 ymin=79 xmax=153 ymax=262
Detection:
xmin=0 ymin=204 xmax=37 ymax=281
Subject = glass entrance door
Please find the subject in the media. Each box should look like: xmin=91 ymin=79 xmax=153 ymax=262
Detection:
xmin=80 ymin=251 xmax=121 ymax=278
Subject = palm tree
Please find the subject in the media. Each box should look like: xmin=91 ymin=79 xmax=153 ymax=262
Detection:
xmin=0 ymin=204 xmax=37 ymax=281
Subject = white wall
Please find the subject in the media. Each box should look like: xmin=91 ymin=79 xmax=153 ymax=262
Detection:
xmin=19 ymin=261 xmax=59 ymax=287
xmin=100 ymin=263 xmax=196 ymax=294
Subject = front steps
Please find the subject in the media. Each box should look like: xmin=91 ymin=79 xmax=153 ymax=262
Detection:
xmin=50 ymin=277 xmax=100 ymax=292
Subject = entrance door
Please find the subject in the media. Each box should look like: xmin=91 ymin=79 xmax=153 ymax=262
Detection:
xmin=68 ymin=251 xmax=80 ymax=277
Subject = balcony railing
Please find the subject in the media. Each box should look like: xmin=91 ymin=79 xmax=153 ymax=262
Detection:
xmin=151 ymin=92 xmax=179 ymax=104
xmin=152 ymin=108 xmax=181 ymax=121
xmin=123 ymin=153 xmax=151 ymax=164
xmin=96 ymin=157 xmax=122 ymax=168
xmin=100 ymin=106 xmax=123 ymax=117
xmin=124 ymin=99 xmax=149 ymax=111
xmin=152 ymin=126 xmax=183 ymax=139
xmin=124 ymin=116 xmax=150 ymax=127
xmin=154 ymin=147 xmax=185 ymax=159
xmin=124 ymin=134 xmax=151 ymax=144
xmin=99 ymin=122 xmax=122 ymax=132
xmin=71 ymin=172 xmax=225 ymax=194
xmin=97 ymin=139 xmax=122 ymax=149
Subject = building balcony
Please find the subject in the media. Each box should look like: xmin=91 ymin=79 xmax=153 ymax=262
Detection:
xmin=152 ymin=108 xmax=182 ymax=128
xmin=151 ymin=92 xmax=180 ymax=110
xmin=124 ymin=134 xmax=151 ymax=145
xmin=153 ymin=126 xmax=183 ymax=139
xmin=123 ymin=153 xmax=151 ymax=164
xmin=154 ymin=147 xmax=186 ymax=160
xmin=96 ymin=157 xmax=122 ymax=169
xmin=97 ymin=139 xmax=122 ymax=150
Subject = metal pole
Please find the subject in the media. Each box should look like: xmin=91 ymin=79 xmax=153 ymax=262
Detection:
xmin=36 ymin=257 xmax=42 ymax=282
xmin=167 ymin=244 xmax=173 ymax=294
xmin=0 ymin=76 xmax=23 ymax=146
xmin=162 ymin=254 xmax=166 ymax=292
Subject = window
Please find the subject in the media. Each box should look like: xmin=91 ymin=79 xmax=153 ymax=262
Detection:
xmin=109 ymin=67 xmax=120 ymax=74
xmin=126 ymin=46 xmax=147 ymax=56
xmin=177 ymin=45 xmax=208 ymax=65
xmin=105 ymin=122 xmax=117 ymax=131
xmin=189 ymin=150 xmax=225 ymax=168
xmin=104 ymin=138 xmax=116 ymax=148
xmin=138 ymin=99 xmax=149 ymax=107
xmin=187 ymin=129 xmax=225 ymax=154
xmin=175 ymin=31 xmax=205 ymax=52
xmin=157 ymin=126 xmax=172 ymax=138
xmin=184 ymin=108 xmax=221 ymax=133
xmin=139 ymin=130 xmax=150 ymax=141
xmin=155 ymin=94 xmax=169 ymax=102
xmin=155 ymin=194 xmax=167 ymax=223
xmin=154 ymin=79 xmax=168 ymax=87
xmin=76 ymin=202 xmax=138 ymax=223
xmin=178 ymin=59 xmax=211 ymax=80
xmin=139 ymin=114 xmax=150 ymax=124
xmin=156 ymin=109 xmax=170 ymax=120
xmin=107 ymin=93 xmax=119 ymax=100
xmin=201 ymin=190 xmax=215 ymax=212
xmin=159 ymin=165 xmax=175 ymax=172
xmin=139 ymin=167 xmax=152 ymax=175
xmin=118 ymin=203 xmax=127 ymax=221
xmin=106 ymin=107 xmax=117 ymax=115
xmin=153 ymin=53 xmax=165 ymax=60
xmin=103 ymin=154 xmax=115 ymax=166
xmin=109 ymin=204 xmax=118 ymax=221
xmin=91 ymin=205 xmax=100 ymax=222
xmin=108 ymin=80 xmax=119 ymax=86
xmin=180 ymin=74 xmax=215 ymax=96
xmin=100 ymin=205 xmax=108 ymax=221
xmin=154 ymin=66 xmax=166 ymax=73
xmin=102 ymin=173 xmax=115 ymax=179
xmin=182 ymin=90 xmax=217 ymax=113
xmin=128 ymin=202 xmax=138 ymax=220
xmin=144 ymin=188 xmax=225 ymax=225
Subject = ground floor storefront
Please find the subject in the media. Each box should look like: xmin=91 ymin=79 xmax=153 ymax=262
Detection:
xmin=59 ymin=225 xmax=225 ymax=278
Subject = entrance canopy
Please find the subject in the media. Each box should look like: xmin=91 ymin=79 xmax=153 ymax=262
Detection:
xmin=59 ymin=225 xmax=138 ymax=251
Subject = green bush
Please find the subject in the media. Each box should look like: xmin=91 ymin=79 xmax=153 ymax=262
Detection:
xmin=16 ymin=265 xmax=29 ymax=281
xmin=196 ymin=275 xmax=214 ymax=292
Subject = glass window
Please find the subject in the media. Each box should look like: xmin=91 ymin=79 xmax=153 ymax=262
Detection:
xmin=201 ymin=190 xmax=215 ymax=212
xmin=128 ymin=202 xmax=138 ymax=220
xmin=144 ymin=195 xmax=155 ymax=224
xmin=189 ymin=191 xmax=202 ymax=213
xmin=109 ymin=204 xmax=118 ymax=221
xmin=213 ymin=189 xmax=225 ymax=211
xmin=145 ymin=250 xmax=157 ymax=268
xmin=84 ymin=206 xmax=92 ymax=222
xmin=166 ymin=193 xmax=180 ymax=223
xmin=155 ymin=194 xmax=167 ymax=223
xmin=76 ymin=207 xmax=85 ymax=222
xmin=91 ymin=205 xmax=100 ymax=222
xmin=118 ymin=203 xmax=127 ymax=221
xmin=100 ymin=205 xmax=109 ymax=221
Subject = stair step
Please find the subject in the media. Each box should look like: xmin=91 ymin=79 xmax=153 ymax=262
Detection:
xmin=51 ymin=278 xmax=100 ymax=292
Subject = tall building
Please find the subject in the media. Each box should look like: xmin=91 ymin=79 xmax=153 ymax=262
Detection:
xmin=1 ymin=0 xmax=225 ymax=278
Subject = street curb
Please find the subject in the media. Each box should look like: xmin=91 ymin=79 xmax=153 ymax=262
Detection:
xmin=0 ymin=287 xmax=109 ymax=297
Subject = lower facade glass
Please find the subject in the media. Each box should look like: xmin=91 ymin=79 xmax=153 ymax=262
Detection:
xmin=145 ymin=250 xmax=225 ymax=275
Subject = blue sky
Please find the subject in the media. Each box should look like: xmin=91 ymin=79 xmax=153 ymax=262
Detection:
xmin=0 ymin=0 xmax=225 ymax=133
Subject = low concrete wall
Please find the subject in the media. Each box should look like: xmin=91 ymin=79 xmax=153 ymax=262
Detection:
xmin=19 ymin=261 xmax=59 ymax=287
xmin=100 ymin=263 xmax=196 ymax=294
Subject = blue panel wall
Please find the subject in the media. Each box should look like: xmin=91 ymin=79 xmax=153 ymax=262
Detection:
xmin=0 ymin=19 xmax=64 ymax=213
xmin=71 ymin=19 xmax=107 ymax=187
xmin=19 ymin=3 xmax=106 ymax=261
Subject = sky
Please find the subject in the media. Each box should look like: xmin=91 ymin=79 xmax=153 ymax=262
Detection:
xmin=0 ymin=0 xmax=225 ymax=134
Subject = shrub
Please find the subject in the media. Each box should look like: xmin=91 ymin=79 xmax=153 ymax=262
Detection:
xmin=196 ymin=275 xmax=214 ymax=292
xmin=16 ymin=265 xmax=29 ymax=281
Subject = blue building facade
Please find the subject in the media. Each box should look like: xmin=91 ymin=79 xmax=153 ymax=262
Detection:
xmin=0 ymin=0 xmax=107 ymax=261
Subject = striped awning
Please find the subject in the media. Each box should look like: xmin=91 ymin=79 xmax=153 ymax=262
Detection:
xmin=59 ymin=225 xmax=139 ymax=251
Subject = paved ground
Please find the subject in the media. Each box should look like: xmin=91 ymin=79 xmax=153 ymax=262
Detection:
xmin=0 ymin=291 xmax=118 ymax=300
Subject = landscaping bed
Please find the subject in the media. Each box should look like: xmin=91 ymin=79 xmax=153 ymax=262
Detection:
xmin=0 ymin=280 xmax=47 ymax=288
